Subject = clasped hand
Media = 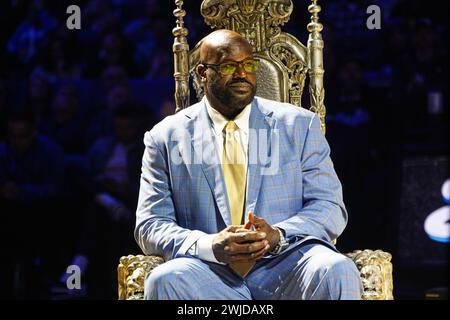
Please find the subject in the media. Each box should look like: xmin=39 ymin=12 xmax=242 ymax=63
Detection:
xmin=212 ymin=215 xmax=281 ymax=264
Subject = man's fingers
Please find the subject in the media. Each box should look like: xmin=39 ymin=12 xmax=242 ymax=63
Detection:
xmin=226 ymin=225 xmax=246 ymax=233
xmin=228 ymin=245 xmax=270 ymax=262
xmin=252 ymin=215 xmax=266 ymax=225
xmin=251 ymin=245 xmax=270 ymax=260
xmin=225 ymin=240 xmax=269 ymax=254
xmin=226 ymin=231 xmax=266 ymax=244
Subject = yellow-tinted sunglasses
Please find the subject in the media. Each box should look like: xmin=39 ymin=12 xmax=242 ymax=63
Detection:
xmin=203 ymin=58 xmax=260 ymax=76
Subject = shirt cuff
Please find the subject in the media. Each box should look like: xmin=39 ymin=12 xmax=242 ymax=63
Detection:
xmin=197 ymin=234 xmax=225 ymax=264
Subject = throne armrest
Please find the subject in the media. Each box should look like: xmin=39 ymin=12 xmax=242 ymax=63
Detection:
xmin=117 ymin=255 xmax=164 ymax=300
xmin=345 ymin=249 xmax=394 ymax=300
xmin=118 ymin=249 xmax=394 ymax=300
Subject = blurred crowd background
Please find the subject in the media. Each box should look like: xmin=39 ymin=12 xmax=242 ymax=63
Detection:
xmin=0 ymin=0 xmax=448 ymax=299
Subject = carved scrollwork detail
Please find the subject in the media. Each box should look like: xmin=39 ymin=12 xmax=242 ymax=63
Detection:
xmin=201 ymin=0 xmax=292 ymax=27
xmin=268 ymin=1 xmax=292 ymax=17
xmin=289 ymin=63 xmax=307 ymax=106
xmin=346 ymin=250 xmax=394 ymax=300
xmin=265 ymin=27 xmax=281 ymax=44
xmin=118 ymin=255 xmax=164 ymax=300
xmin=191 ymin=69 xmax=205 ymax=102
xmin=266 ymin=1 xmax=293 ymax=27
xmin=173 ymin=0 xmax=190 ymax=112
xmin=265 ymin=1 xmax=292 ymax=43
xmin=201 ymin=0 xmax=293 ymax=52
xmin=269 ymin=43 xmax=307 ymax=108
xmin=309 ymin=85 xmax=326 ymax=132
xmin=201 ymin=1 xmax=230 ymax=29
xmin=188 ymin=43 xmax=205 ymax=102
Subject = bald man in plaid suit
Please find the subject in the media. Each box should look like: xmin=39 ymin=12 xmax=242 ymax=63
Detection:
xmin=135 ymin=30 xmax=363 ymax=300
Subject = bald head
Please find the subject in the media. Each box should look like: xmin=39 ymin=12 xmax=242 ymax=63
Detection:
xmin=197 ymin=29 xmax=257 ymax=119
xmin=200 ymin=30 xmax=253 ymax=64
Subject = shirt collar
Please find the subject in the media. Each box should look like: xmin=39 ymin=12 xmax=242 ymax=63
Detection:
xmin=204 ymin=97 xmax=251 ymax=136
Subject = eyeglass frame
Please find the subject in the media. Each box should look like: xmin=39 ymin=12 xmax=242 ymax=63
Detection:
xmin=201 ymin=58 xmax=260 ymax=76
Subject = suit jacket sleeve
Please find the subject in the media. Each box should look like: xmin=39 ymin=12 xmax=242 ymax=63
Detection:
xmin=134 ymin=131 xmax=208 ymax=261
xmin=275 ymin=114 xmax=348 ymax=242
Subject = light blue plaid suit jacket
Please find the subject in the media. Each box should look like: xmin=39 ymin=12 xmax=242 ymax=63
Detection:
xmin=135 ymin=97 xmax=347 ymax=262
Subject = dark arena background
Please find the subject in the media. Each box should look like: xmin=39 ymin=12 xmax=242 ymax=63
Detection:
xmin=0 ymin=0 xmax=448 ymax=300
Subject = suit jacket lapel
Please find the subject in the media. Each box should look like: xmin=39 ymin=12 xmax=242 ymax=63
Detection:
xmin=187 ymin=100 xmax=231 ymax=226
xmin=245 ymin=98 xmax=275 ymax=218
xmin=186 ymin=98 xmax=275 ymax=226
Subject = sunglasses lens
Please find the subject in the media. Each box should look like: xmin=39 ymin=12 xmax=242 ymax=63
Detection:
xmin=219 ymin=63 xmax=237 ymax=75
xmin=243 ymin=60 xmax=259 ymax=73
xmin=218 ymin=59 xmax=259 ymax=75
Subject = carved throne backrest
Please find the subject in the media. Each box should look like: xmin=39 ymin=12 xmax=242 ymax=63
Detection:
xmin=190 ymin=0 xmax=308 ymax=108
xmin=173 ymin=0 xmax=327 ymax=133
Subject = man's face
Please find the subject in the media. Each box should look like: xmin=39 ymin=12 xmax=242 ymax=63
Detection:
xmin=7 ymin=121 xmax=36 ymax=154
xmin=201 ymin=42 xmax=257 ymax=118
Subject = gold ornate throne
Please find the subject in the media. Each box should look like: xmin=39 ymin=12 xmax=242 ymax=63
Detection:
xmin=118 ymin=0 xmax=393 ymax=300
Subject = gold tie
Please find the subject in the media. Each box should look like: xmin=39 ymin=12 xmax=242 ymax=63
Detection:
xmin=222 ymin=121 xmax=247 ymax=225
xmin=222 ymin=122 xmax=254 ymax=277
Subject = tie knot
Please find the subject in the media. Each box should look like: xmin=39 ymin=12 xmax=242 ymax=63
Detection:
xmin=224 ymin=121 xmax=239 ymax=133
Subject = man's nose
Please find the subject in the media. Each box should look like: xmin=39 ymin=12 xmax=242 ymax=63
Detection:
xmin=233 ymin=64 xmax=247 ymax=78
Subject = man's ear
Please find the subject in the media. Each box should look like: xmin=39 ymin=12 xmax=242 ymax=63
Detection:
xmin=197 ymin=64 xmax=207 ymax=82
